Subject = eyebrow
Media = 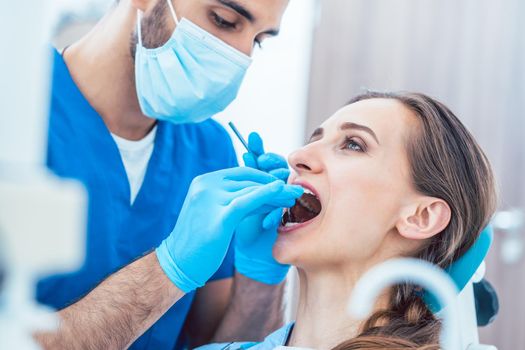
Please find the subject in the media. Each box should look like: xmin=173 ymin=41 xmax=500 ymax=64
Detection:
xmin=309 ymin=128 xmax=324 ymax=140
xmin=309 ymin=123 xmax=379 ymax=143
xmin=340 ymin=122 xmax=380 ymax=144
xmin=217 ymin=0 xmax=254 ymax=22
xmin=216 ymin=0 xmax=280 ymax=36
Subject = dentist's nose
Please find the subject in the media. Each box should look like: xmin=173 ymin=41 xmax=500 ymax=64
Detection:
xmin=288 ymin=144 xmax=323 ymax=175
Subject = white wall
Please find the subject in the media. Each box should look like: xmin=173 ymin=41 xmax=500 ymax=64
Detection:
xmin=215 ymin=0 xmax=317 ymax=161
xmin=0 ymin=3 xmax=56 ymax=166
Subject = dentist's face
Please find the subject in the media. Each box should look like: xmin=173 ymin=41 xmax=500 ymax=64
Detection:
xmin=275 ymin=99 xmax=421 ymax=270
xmin=136 ymin=0 xmax=289 ymax=56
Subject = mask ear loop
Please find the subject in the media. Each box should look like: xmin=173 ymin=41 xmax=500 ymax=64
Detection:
xmin=166 ymin=0 xmax=180 ymax=25
xmin=136 ymin=10 xmax=143 ymax=47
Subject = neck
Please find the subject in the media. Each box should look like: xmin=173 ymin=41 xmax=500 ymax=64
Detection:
xmin=289 ymin=267 xmax=390 ymax=350
xmin=62 ymin=0 xmax=155 ymax=140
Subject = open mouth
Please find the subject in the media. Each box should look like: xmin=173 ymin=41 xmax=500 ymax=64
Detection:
xmin=281 ymin=188 xmax=322 ymax=227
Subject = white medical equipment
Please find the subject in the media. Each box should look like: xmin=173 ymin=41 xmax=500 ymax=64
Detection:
xmin=492 ymin=209 xmax=524 ymax=265
xmin=349 ymin=258 xmax=497 ymax=350
xmin=0 ymin=1 xmax=86 ymax=349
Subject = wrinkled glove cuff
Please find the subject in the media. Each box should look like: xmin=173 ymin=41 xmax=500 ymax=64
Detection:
xmin=234 ymin=248 xmax=289 ymax=285
xmin=155 ymin=241 xmax=202 ymax=293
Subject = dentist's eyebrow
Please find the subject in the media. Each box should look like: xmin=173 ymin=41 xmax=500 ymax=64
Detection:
xmin=340 ymin=122 xmax=380 ymax=144
xmin=217 ymin=0 xmax=254 ymax=22
xmin=216 ymin=0 xmax=280 ymax=36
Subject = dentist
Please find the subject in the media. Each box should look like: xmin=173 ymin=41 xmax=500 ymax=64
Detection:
xmin=36 ymin=0 xmax=296 ymax=349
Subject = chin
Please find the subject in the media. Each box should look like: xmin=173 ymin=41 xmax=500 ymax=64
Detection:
xmin=273 ymin=231 xmax=320 ymax=267
xmin=272 ymin=235 xmax=299 ymax=265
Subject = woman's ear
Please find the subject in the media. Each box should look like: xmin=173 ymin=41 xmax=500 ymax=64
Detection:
xmin=396 ymin=197 xmax=451 ymax=240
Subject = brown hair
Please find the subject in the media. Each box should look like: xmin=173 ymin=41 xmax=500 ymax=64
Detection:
xmin=129 ymin=0 xmax=171 ymax=58
xmin=332 ymin=91 xmax=497 ymax=349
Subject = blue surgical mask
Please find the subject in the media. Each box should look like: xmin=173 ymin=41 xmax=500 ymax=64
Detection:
xmin=135 ymin=0 xmax=252 ymax=123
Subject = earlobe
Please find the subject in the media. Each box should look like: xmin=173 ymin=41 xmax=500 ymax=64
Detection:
xmin=397 ymin=198 xmax=451 ymax=240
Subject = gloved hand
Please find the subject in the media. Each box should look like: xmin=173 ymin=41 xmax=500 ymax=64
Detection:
xmin=235 ymin=132 xmax=298 ymax=284
xmin=156 ymin=167 xmax=303 ymax=293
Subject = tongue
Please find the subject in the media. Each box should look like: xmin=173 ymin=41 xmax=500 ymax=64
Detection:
xmin=289 ymin=193 xmax=321 ymax=223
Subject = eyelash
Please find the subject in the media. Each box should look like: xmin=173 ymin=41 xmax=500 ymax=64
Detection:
xmin=211 ymin=12 xmax=263 ymax=49
xmin=342 ymin=136 xmax=366 ymax=153
xmin=211 ymin=12 xmax=236 ymax=29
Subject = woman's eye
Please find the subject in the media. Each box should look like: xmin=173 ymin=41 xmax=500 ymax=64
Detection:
xmin=343 ymin=137 xmax=365 ymax=152
xmin=254 ymin=38 xmax=262 ymax=49
xmin=211 ymin=12 xmax=236 ymax=29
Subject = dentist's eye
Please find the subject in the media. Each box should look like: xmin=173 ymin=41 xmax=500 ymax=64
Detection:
xmin=342 ymin=137 xmax=366 ymax=152
xmin=254 ymin=38 xmax=262 ymax=49
xmin=211 ymin=12 xmax=236 ymax=29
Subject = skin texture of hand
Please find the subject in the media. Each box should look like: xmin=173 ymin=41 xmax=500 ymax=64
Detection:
xmin=211 ymin=272 xmax=287 ymax=343
xmin=156 ymin=166 xmax=303 ymax=292
xmin=235 ymin=132 xmax=297 ymax=284
xmin=35 ymin=252 xmax=184 ymax=350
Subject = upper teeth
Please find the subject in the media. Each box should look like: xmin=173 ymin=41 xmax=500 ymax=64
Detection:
xmin=298 ymin=196 xmax=316 ymax=212
xmin=302 ymin=187 xmax=314 ymax=196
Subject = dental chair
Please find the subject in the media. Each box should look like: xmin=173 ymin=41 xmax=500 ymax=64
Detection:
xmin=425 ymin=226 xmax=497 ymax=350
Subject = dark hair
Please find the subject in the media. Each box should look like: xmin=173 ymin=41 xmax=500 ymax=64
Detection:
xmin=332 ymin=91 xmax=497 ymax=349
xmin=129 ymin=0 xmax=171 ymax=58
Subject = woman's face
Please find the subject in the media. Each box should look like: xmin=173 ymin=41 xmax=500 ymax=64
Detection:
xmin=274 ymin=98 xmax=422 ymax=270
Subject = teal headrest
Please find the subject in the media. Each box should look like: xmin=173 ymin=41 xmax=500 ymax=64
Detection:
xmin=423 ymin=226 xmax=494 ymax=312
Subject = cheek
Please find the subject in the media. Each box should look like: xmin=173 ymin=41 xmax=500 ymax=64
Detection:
xmin=322 ymin=167 xmax=405 ymax=248
xmin=329 ymin=162 xmax=405 ymax=220
xmin=273 ymin=161 xmax=411 ymax=267
xmin=318 ymin=205 xmax=382 ymax=263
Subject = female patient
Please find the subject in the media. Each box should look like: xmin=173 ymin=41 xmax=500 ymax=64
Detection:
xmin=204 ymin=91 xmax=497 ymax=349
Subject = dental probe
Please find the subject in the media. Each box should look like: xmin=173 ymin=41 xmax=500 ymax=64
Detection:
xmin=228 ymin=121 xmax=261 ymax=168
xmin=228 ymin=121 xmax=251 ymax=152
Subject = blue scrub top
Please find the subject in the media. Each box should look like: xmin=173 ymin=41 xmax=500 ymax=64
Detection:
xmin=197 ymin=323 xmax=294 ymax=349
xmin=37 ymin=49 xmax=238 ymax=349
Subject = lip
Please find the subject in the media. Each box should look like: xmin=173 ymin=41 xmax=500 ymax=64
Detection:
xmin=278 ymin=179 xmax=322 ymax=234
xmin=291 ymin=179 xmax=320 ymax=199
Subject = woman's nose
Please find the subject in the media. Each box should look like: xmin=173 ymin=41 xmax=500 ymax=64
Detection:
xmin=288 ymin=144 xmax=323 ymax=175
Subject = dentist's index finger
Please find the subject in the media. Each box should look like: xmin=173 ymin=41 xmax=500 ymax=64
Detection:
xmin=222 ymin=167 xmax=277 ymax=184
xmin=229 ymin=183 xmax=302 ymax=216
xmin=257 ymin=152 xmax=288 ymax=172
xmin=269 ymin=168 xmax=290 ymax=182
xmin=232 ymin=183 xmax=302 ymax=202
xmin=225 ymin=180 xmax=268 ymax=192
xmin=248 ymin=132 xmax=265 ymax=156
xmin=227 ymin=181 xmax=285 ymax=220
xmin=263 ymin=207 xmax=284 ymax=230
xmin=242 ymin=152 xmax=258 ymax=169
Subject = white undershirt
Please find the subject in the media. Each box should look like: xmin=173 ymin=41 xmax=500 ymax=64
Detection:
xmin=111 ymin=126 xmax=157 ymax=205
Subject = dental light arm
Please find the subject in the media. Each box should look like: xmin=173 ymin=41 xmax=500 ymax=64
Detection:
xmin=348 ymin=258 xmax=462 ymax=350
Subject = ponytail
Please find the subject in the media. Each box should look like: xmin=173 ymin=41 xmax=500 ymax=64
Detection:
xmin=332 ymin=284 xmax=441 ymax=350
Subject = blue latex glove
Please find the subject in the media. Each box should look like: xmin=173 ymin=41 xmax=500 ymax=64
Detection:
xmin=156 ymin=167 xmax=303 ymax=293
xmin=243 ymin=133 xmax=291 ymax=227
xmin=235 ymin=132 xmax=298 ymax=284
